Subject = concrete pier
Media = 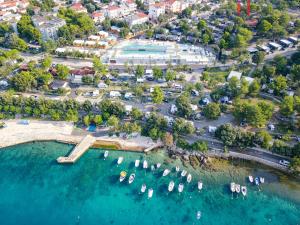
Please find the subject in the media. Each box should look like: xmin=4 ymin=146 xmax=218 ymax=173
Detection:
xmin=57 ymin=135 xmax=96 ymax=164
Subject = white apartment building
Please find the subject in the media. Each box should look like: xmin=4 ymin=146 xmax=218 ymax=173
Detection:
xmin=148 ymin=2 xmax=165 ymax=20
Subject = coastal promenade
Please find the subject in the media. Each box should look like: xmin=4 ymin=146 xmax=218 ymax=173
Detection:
xmin=57 ymin=135 xmax=96 ymax=163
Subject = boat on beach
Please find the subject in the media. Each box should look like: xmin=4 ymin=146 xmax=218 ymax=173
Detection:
xmin=235 ymin=184 xmax=241 ymax=193
xmin=255 ymin=177 xmax=260 ymax=186
xmin=178 ymin=183 xmax=184 ymax=193
xmin=187 ymin=174 xmax=192 ymax=183
xmin=230 ymin=182 xmax=236 ymax=193
xmin=248 ymin=175 xmax=253 ymax=183
xmin=117 ymin=157 xmax=124 ymax=165
xmin=151 ymin=165 xmax=155 ymax=171
xmin=175 ymin=166 xmax=180 ymax=172
xmin=156 ymin=163 xmax=161 ymax=169
xmin=163 ymin=169 xmax=171 ymax=177
xmin=148 ymin=188 xmax=153 ymax=198
xmin=260 ymin=177 xmax=265 ymax=184
xmin=181 ymin=170 xmax=187 ymax=177
xmin=241 ymin=186 xmax=247 ymax=196
xmin=104 ymin=151 xmax=109 ymax=159
xmin=141 ymin=184 xmax=146 ymax=193
xmin=143 ymin=160 xmax=148 ymax=169
xmin=128 ymin=173 xmax=135 ymax=184
xmin=168 ymin=181 xmax=175 ymax=192
xmin=198 ymin=181 xmax=203 ymax=190
xmin=135 ymin=160 xmax=140 ymax=168
xmin=120 ymin=171 xmax=127 ymax=182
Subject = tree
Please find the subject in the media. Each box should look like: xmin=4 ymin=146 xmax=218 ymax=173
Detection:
xmin=191 ymin=140 xmax=208 ymax=152
xmin=153 ymin=66 xmax=163 ymax=80
xmin=197 ymin=19 xmax=207 ymax=31
xmin=172 ymin=118 xmax=195 ymax=135
xmin=93 ymin=57 xmax=107 ymax=76
xmin=165 ymin=69 xmax=176 ymax=81
xmin=252 ymin=51 xmax=265 ymax=65
xmin=175 ymin=94 xmax=192 ymax=118
xmin=120 ymin=27 xmax=130 ymax=38
xmin=135 ymin=65 xmax=144 ymax=78
xmin=257 ymin=20 xmax=272 ymax=36
xmin=17 ymin=15 xmax=41 ymax=43
xmin=146 ymin=29 xmax=154 ymax=39
xmin=255 ymin=130 xmax=272 ymax=149
xmin=151 ymin=86 xmax=164 ymax=104
xmin=11 ymin=71 xmax=35 ymax=91
xmin=203 ymin=103 xmax=221 ymax=120
xmin=249 ymin=79 xmax=260 ymax=97
xmin=291 ymin=64 xmax=300 ymax=81
xmin=215 ymin=123 xmax=237 ymax=146
xmin=94 ymin=115 xmax=103 ymax=125
xmin=4 ymin=33 xmax=28 ymax=51
xmin=273 ymin=55 xmax=287 ymax=75
xmin=272 ymin=75 xmax=287 ymax=95
xmin=131 ymin=107 xmax=143 ymax=120
xmin=82 ymin=100 xmax=93 ymax=112
xmin=163 ymin=132 xmax=173 ymax=147
xmin=107 ymin=115 xmax=119 ymax=129
xmin=56 ymin=64 xmax=70 ymax=80
xmin=83 ymin=115 xmax=90 ymax=126
xmin=280 ymin=96 xmax=294 ymax=117
xmin=41 ymin=56 xmax=52 ymax=69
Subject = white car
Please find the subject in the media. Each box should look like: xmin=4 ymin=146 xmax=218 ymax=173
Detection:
xmin=279 ymin=160 xmax=290 ymax=167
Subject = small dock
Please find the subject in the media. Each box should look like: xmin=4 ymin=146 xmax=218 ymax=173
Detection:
xmin=57 ymin=135 xmax=96 ymax=163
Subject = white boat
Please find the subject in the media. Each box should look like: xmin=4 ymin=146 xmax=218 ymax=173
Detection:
xmin=141 ymin=184 xmax=146 ymax=193
xmin=255 ymin=177 xmax=260 ymax=186
xmin=260 ymin=177 xmax=265 ymax=184
xmin=187 ymin=174 xmax=192 ymax=183
xmin=198 ymin=181 xmax=203 ymax=190
xmin=175 ymin=166 xmax=180 ymax=172
xmin=156 ymin=163 xmax=161 ymax=169
xmin=135 ymin=160 xmax=140 ymax=168
xmin=241 ymin=186 xmax=247 ymax=196
xmin=104 ymin=151 xmax=109 ymax=159
xmin=248 ymin=175 xmax=254 ymax=183
xmin=117 ymin=157 xmax=124 ymax=165
xmin=168 ymin=181 xmax=175 ymax=192
xmin=148 ymin=188 xmax=153 ymax=198
xmin=235 ymin=184 xmax=241 ymax=193
xmin=128 ymin=173 xmax=135 ymax=184
xmin=178 ymin=183 xmax=184 ymax=193
xmin=151 ymin=165 xmax=155 ymax=171
xmin=119 ymin=171 xmax=127 ymax=182
xmin=230 ymin=182 xmax=236 ymax=193
xmin=163 ymin=169 xmax=171 ymax=177
xmin=196 ymin=211 xmax=201 ymax=220
xmin=143 ymin=160 xmax=148 ymax=169
xmin=181 ymin=170 xmax=187 ymax=177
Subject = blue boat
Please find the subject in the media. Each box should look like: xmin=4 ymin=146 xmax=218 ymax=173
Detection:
xmin=255 ymin=177 xmax=260 ymax=186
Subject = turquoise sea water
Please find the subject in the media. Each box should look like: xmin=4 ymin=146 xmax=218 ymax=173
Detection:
xmin=0 ymin=141 xmax=299 ymax=225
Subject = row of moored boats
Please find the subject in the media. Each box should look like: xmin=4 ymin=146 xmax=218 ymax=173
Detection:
xmin=229 ymin=175 xmax=266 ymax=197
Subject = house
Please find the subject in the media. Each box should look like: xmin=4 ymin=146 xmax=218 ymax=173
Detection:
xmin=92 ymin=89 xmax=99 ymax=97
xmin=50 ymin=80 xmax=69 ymax=90
xmin=170 ymin=104 xmax=178 ymax=114
xmin=257 ymin=45 xmax=270 ymax=53
xmin=288 ymin=36 xmax=298 ymax=44
xmin=32 ymin=14 xmax=66 ymax=40
xmin=91 ymin=11 xmax=105 ymax=24
xmin=123 ymin=0 xmax=137 ymax=11
xmin=268 ymin=42 xmax=282 ymax=51
xmin=70 ymin=67 xmax=95 ymax=84
xmin=279 ymin=39 xmax=293 ymax=48
xmin=109 ymin=91 xmax=121 ymax=98
xmin=164 ymin=0 xmax=181 ymax=13
xmin=126 ymin=12 xmax=148 ymax=27
xmin=227 ymin=71 xmax=242 ymax=81
xmin=105 ymin=5 xmax=121 ymax=19
xmin=73 ymin=39 xmax=84 ymax=46
xmin=124 ymin=92 xmax=133 ymax=99
xmin=70 ymin=3 xmax=87 ymax=13
xmin=97 ymin=30 xmax=109 ymax=38
xmin=149 ymin=3 xmax=165 ymax=20
xmin=190 ymin=104 xmax=198 ymax=111
xmin=208 ymin=126 xmax=217 ymax=133
xmin=172 ymin=83 xmax=183 ymax=90
xmin=125 ymin=104 xmax=133 ymax=114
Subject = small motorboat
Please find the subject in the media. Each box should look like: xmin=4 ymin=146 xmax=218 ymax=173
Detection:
xmin=196 ymin=211 xmax=201 ymax=220
xmin=163 ymin=169 xmax=171 ymax=177
xmin=128 ymin=173 xmax=135 ymax=184
xmin=119 ymin=171 xmax=127 ymax=182
xmin=104 ymin=151 xmax=109 ymax=159
xmin=117 ymin=157 xmax=124 ymax=165
xmin=178 ymin=183 xmax=184 ymax=193
xmin=168 ymin=181 xmax=175 ymax=192
xmin=156 ymin=163 xmax=161 ymax=169
xmin=187 ymin=174 xmax=192 ymax=183
xmin=175 ymin=166 xmax=180 ymax=172
xmin=248 ymin=175 xmax=254 ymax=183
xmin=230 ymin=182 xmax=236 ymax=193
xmin=143 ymin=160 xmax=148 ymax=169
xmin=148 ymin=188 xmax=153 ymax=199
xmin=241 ymin=186 xmax=247 ymax=196
xmin=235 ymin=184 xmax=241 ymax=193
xmin=260 ymin=177 xmax=265 ymax=184
xmin=255 ymin=177 xmax=260 ymax=186
xmin=141 ymin=184 xmax=146 ymax=193
xmin=151 ymin=165 xmax=155 ymax=171
xmin=135 ymin=160 xmax=140 ymax=168
xmin=181 ymin=170 xmax=187 ymax=177
xmin=198 ymin=181 xmax=203 ymax=190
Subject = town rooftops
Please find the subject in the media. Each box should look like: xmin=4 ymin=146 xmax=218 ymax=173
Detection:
xmin=107 ymin=5 xmax=120 ymax=11
xmin=31 ymin=14 xmax=65 ymax=28
xmin=268 ymin=42 xmax=282 ymax=49
xmin=70 ymin=67 xmax=95 ymax=76
xmin=279 ymin=39 xmax=293 ymax=46
xmin=70 ymin=3 xmax=86 ymax=11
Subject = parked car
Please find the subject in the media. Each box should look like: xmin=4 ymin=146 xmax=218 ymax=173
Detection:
xmin=279 ymin=160 xmax=290 ymax=167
